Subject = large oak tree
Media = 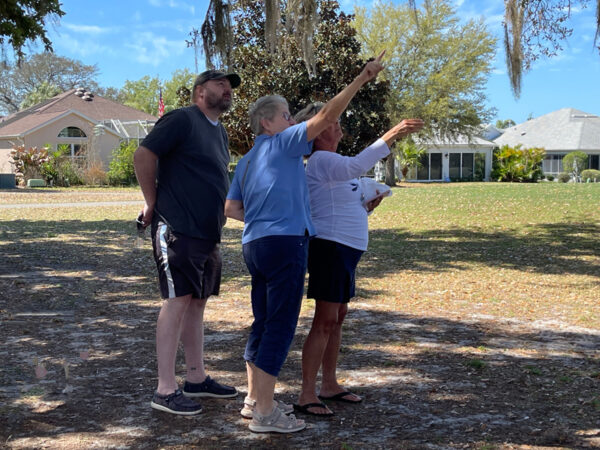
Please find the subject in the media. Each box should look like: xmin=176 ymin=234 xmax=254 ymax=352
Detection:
xmin=353 ymin=0 xmax=497 ymax=184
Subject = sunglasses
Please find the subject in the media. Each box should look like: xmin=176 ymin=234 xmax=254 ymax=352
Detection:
xmin=281 ymin=111 xmax=292 ymax=121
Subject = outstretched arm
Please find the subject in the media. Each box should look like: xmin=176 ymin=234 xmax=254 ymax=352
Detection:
xmin=381 ymin=119 xmax=425 ymax=147
xmin=305 ymin=51 xmax=386 ymax=141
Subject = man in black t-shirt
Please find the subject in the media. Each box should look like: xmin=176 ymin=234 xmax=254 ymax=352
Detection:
xmin=134 ymin=70 xmax=241 ymax=415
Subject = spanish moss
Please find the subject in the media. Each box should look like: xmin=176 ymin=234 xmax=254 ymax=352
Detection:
xmin=201 ymin=0 xmax=232 ymax=70
xmin=504 ymin=0 xmax=524 ymax=98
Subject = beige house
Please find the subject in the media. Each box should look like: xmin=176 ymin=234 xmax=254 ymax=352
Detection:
xmin=0 ymin=89 xmax=157 ymax=174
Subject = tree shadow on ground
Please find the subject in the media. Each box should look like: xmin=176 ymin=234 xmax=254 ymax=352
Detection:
xmin=2 ymin=306 xmax=599 ymax=448
xmin=1 ymin=218 xmax=599 ymax=448
xmin=366 ymin=222 xmax=600 ymax=278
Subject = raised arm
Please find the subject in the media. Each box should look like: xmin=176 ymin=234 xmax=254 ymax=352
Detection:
xmin=305 ymin=51 xmax=385 ymax=142
xmin=381 ymin=119 xmax=425 ymax=147
xmin=133 ymin=145 xmax=159 ymax=227
xmin=309 ymin=118 xmax=425 ymax=183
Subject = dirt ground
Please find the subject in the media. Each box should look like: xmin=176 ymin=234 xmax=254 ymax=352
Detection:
xmin=1 ymin=196 xmax=599 ymax=449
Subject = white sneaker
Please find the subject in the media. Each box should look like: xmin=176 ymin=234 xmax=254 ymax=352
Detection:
xmin=249 ymin=406 xmax=306 ymax=433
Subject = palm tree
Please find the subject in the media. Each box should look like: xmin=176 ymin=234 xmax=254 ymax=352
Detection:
xmin=393 ymin=139 xmax=426 ymax=182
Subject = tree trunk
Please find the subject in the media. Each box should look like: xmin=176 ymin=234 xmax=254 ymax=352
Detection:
xmin=385 ymin=154 xmax=396 ymax=186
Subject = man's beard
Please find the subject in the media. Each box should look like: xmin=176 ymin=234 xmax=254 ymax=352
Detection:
xmin=206 ymin=91 xmax=232 ymax=112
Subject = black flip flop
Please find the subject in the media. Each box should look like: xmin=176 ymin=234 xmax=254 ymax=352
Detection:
xmin=318 ymin=391 xmax=362 ymax=403
xmin=293 ymin=402 xmax=334 ymax=417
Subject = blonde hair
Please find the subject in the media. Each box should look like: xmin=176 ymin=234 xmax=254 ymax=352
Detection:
xmin=294 ymin=102 xmax=324 ymax=123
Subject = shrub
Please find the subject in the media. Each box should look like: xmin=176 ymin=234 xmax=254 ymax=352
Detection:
xmin=581 ymin=169 xmax=600 ymax=182
xmin=40 ymin=146 xmax=84 ymax=186
xmin=562 ymin=151 xmax=588 ymax=178
xmin=545 ymin=175 xmax=554 ymax=182
xmin=107 ymin=141 xmax=138 ymax=186
xmin=82 ymin=162 xmax=107 ymax=185
xmin=492 ymin=144 xmax=545 ymax=182
xmin=558 ymin=172 xmax=571 ymax=183
xmin=10 ymin=145 xmax=49 ymax=184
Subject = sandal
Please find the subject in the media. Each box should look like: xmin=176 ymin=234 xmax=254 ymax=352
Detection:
xmin=240 ymin=396 xmax=293 ymax=419
xmin=249 ymin=406 xmax=306 ymax=433
xmin=293 ymin=402 xmax=334 ymax=417
xmin=318 ymin=391 xmax=362 ymax=403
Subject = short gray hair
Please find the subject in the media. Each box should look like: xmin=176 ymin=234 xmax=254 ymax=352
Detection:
xmin=249 ymin=95 xmax=288 ymax=134
xmin=294 ymin=102 xmax=324 ymax=123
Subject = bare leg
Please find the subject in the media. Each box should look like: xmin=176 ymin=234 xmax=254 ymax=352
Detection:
xmin=246 ymin=361 xmax=255 ymax=399
xmin=249 ymin=362 xmax=277 ymax=416
xmin=296 ymin=301 xmax=340 ymax=414
xmin=319 ymin=303 xmax=360 ymax=402
xmin=180 ymin=298 xmax=208 ymax=383
xmin=156 ymin=295 xmax=192 ymax=395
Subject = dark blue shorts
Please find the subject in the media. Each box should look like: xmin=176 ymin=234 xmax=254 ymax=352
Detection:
xmin=307 ymin=238 xmax=364 ymax=304
xmin=242 ymin=235 xmax=309 ymax=377
xmin=151 ymin=220 xmax=221 ymax=300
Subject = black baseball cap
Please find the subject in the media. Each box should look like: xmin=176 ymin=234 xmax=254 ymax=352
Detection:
xmin=193 ymin=70 xmax=241 ymax=89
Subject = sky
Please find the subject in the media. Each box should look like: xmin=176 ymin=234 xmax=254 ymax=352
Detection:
xmin=31 ymin=0 xmax=600 ymax=124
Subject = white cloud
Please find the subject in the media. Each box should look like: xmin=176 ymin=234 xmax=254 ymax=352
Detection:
xmin=53 ymin=33 xmax=117 ymax=58
xmin=148 ymin=0 xmax=195 ymax=15
xmin=125 ymin=32 xmax=187 ymax=66
xmin=62 ymin=23 xmax=115 ymax=35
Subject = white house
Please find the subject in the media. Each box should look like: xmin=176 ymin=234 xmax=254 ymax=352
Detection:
xmin=403 ymin=133 xmax=496 ymax=182
xmin=493 ymin=108 xmax=600 ymax=176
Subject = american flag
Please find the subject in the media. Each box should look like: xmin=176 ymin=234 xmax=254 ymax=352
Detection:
xmin=158 ymin=89 xmax=165 ymax=118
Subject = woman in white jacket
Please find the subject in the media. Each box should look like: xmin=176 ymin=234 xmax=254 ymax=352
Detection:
xmin=293 ymin=102 xmax=423 ymax=416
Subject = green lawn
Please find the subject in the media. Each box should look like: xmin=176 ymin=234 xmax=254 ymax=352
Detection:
xmin=363 ymin=182 xmax=600 ymax=327
xmin=1 ymin=182 xmax=597 ymax=327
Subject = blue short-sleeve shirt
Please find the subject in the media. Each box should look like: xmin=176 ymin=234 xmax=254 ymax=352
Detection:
xmin=227 ymin=122 xmax=315 ymax=244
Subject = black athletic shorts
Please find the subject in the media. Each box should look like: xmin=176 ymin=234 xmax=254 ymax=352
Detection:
xmin=307 ymin=238 xmax=364 ymax=304
xmin=151 ymin=219 xmax=221 ymax=300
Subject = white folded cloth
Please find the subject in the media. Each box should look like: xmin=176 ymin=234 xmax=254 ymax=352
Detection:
xmin=359 ymin=177 xmax=392 ymax=209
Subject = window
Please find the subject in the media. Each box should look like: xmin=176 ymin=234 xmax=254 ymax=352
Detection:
xmin=430 ymin=153 xmax=442 ymax=180
xmin=449 ymin=152 xmax=477 ymax=180
xmin=589 ymin=154 xmax=599 ymax=170
xmin=417 ymin=153 xmax=429 ymax=180
xmin=542 ymin=154 xmax=565 ymax=174
xmin=449 ymin=153 xmax=460 ymax=179
xmin=474 ymin=153 xmax=486 ymax=181
xmin=58 ymin=127 xmax=87 ymax=138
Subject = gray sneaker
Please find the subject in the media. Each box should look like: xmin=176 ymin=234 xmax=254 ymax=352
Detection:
xmin=150 ymin=389 xmax=202 ymax=415
xmin=249 ymin=406 xmax=306 ymax=433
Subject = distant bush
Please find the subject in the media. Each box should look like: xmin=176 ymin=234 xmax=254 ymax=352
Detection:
xmin=545 ymin=175 xmax=554 ymax=182
xmin=562 ymin=151 xmax=588 ymax=178
xmin=10 ymin=145 xmax=49 ymax=185
xmin=40 ymin=146 xmax=83 ymax=186
xmin=581 ymin=169 xmax=600 ymax=182
xmin=107 ymin=141 xmax=138 ymax=186
xmin=82 ymin=161 xmax=108 ymax=185
xmin=558 ymin=172 xmax=571 ymax=183
xmin=492 ymin=144 xmax=545 ymax=182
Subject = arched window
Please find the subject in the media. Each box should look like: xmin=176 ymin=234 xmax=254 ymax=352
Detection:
xmin=58 ymin=127 xmax=87 ymax=138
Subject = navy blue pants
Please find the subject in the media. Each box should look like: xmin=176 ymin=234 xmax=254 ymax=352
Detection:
xmin=242 ymin=235 xmax=309 ymax=377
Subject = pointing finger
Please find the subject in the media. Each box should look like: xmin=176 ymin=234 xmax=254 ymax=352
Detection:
xmin=376 ymin=50 xmax=386 ymax=62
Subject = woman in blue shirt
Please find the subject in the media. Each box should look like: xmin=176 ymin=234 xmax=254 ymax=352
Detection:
xmin=225 ymin=53 xmax=385 ymax=433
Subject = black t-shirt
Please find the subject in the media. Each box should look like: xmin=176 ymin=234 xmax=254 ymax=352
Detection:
xmin=141 ymin=105 xmax=230 ymax=241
